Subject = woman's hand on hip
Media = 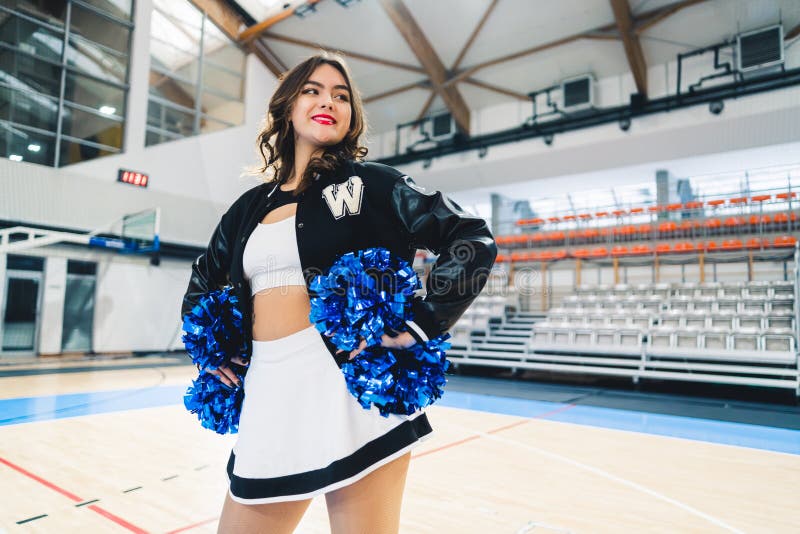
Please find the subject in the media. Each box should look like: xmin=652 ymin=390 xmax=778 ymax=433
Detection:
xmin=207 ymin=355 xmax=248 ymax=387
xmin=336 ymin=331 xmax=418 ymax=361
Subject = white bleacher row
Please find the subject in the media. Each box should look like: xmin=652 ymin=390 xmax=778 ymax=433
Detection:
xmin=575 ymin=280 xmax=795 ymax=300
xmin=450 ymin=294 xmax=517 ymax=336
xmin=547 ymin=307 xmax=795 ymax=331
xmin=444 ymin=279 xmax=800 ymax=393
xmin=530 ymin=323 xmax=796 ymax=363
xmin=561 ymin=294 xmax=794 ymax=314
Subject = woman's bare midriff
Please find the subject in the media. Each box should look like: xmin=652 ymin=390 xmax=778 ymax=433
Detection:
xmin=250 ymin=196 xmax=312 ymax=341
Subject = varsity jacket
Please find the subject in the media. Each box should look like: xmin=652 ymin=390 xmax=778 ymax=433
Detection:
xmin=180 ymin=159 xmax=498 ymax=364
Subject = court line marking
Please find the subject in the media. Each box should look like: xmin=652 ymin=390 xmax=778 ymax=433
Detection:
xmin=0 ymin=456 xmax=147 ymax=533
xmin=442 ymin=420 xmax=746 ymax=534
xmin=412 ymin=403 xmax=575 ymax=458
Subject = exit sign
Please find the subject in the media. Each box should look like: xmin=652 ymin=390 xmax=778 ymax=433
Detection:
xmin=118 ymin=169 xmax=149 ymax=187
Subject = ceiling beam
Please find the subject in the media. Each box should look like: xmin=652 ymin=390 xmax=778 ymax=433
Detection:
xmin=378 ymin=0 xmax=470 ymax=135
xmin=786 ymin=23 xmax=800 ymax=41
xmin=250 ymin=39 xmax=287 ymax=77
xmin=416 ymin=0 xmax=498 ymax=122
xmin=446 ymin=1 xmax=707 ymax=87
xmin=634 ymin=0 xmax=708 ymax=35
xmin=415 ymin=91 xmax=437 ymax=122
xmin=362 ymin=80 xmax=429 ymax=104
xmin=609 ymin=0 xmax=648 ymax=96
xmin=463 ymin=78 xmax=529 ymax=101
xmin=189 ymin=0 xmax=285 ymax=78
xmin=239 ymin=0 xmax=321 ymax=43
xmin=261 ymin=32 xmax=426 ymax=74
xmin=451 ymin=0 xmax=499 ymax=71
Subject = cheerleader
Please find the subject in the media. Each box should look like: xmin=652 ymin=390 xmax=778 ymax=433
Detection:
xmin=181 ymin=52 xmax=497 ymax=533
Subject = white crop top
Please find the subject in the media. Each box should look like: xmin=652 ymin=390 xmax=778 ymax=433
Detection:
xmin=242 ymin=215 xmax=306 ymax=295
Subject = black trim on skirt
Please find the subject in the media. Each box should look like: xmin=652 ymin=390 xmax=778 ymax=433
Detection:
xmin=227 ymin=413 xmax=432 ymax=500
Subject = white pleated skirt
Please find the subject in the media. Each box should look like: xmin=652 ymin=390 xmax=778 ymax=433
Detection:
xmin=226 ymin=324 xmax=433 ymax=504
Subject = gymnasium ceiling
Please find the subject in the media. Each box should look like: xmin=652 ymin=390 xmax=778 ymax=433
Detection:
xmin=199 ymin=0 xmax=800 ymax=137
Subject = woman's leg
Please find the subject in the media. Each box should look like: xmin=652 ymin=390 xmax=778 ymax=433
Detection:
xmin=324 ymin=452 xmax=412 ymax=534
xmin=217 ymin=490 xmax=313 ymax=534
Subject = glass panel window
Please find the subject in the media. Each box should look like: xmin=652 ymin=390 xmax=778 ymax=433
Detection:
xmin=0 ymin=122 xmax=56 ymax=166
xmin=0 ymin=1 xmax=133 ymax=167
xmin=202 ymin=63 xmax=244 ymax=101
xmin=201 ymin=93 xmax=244 ymax=125
xmin=67 ymin=34 xmax=127 ymax=84
xmin=147 ymin=0 xmax=245 ymax=147
xmin=64 ymin=72 xmax=126 ymax=115
xmin=69 ymin=3 xmax=130 ymax=56
xmin=79 ymin=0 xmax=134 ymax=21
xmin=61 ymin=104 xmax=123 ymax=149
xmin=0 ymin=86 xmax=59 ymax=132
xmin=4 ymin=0 xmax=67 ymax=27
xmin=146 ymin=99 xmax=194 ymax=142
xmin=0 ymin=12 xmax=64 ymax=62
xmin=149 ymin=70 xmax=197 ymax=110
xmin=59 ymin=137 xmax=118 ymax=165
xmin=0 ymin=49 xmax=62 ymax=98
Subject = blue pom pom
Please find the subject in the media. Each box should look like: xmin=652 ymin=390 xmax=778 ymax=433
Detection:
xmin=182 ymin=286 xmax=247 ymax=371
xmin=309 ymin=247 xmax=421 ymax=351
xmin=183 ymin=372 xmax=244 ymax=434
xmin=341 ymin=334 xmax=452 ymax=417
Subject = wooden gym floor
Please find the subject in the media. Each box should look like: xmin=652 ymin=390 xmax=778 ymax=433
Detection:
xmin=0 ymin=357 xmax=798 ymax=533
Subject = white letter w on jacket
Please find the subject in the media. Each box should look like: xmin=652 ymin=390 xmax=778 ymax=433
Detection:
xmin=322 ymin=176 xmax=364 ymax=219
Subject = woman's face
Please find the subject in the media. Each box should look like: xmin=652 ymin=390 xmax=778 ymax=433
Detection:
xmin=290 ymin=63 xmax=353 ymax=153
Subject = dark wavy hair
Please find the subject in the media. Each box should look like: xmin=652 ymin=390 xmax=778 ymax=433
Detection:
xmin=252 ymin=52 xmax=368 ymax=195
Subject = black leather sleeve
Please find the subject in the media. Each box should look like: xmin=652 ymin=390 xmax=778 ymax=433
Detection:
xmin=180 ymin=204 xmax=237 ymax=320
xmin=390 ymin=174 xmax=498 ymax=340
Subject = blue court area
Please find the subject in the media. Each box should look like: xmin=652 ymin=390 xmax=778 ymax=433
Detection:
xmin=1 ymin=384 xmax=798 ymax=455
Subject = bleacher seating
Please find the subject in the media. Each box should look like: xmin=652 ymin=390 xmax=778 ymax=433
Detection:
xmin=446 ymin=278 xmax=799 ymax=392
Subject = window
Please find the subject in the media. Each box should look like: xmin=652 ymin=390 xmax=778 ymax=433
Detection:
xmin=0 ymin=0 xmax=134 ymax=167
xmin=146 ymin=0 xmax=245 ymax=147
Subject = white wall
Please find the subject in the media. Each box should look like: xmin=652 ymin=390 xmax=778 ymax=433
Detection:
xmin=40 ymin=257 xmax=66 ymax=355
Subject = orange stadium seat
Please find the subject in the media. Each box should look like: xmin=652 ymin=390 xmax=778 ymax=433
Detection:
xmin=553 ymin=250 xmax=568 ymax=260
xmin=595 ymin=211 xmax=608 ymax=217
xmin=749 ymin=215 xmax=772 ymax=226
xmin=684 ymin=201 xmax=704 ymax=210
xmin=751 ymin=195 xmax=771 ymax=203
xmin=630 ymin=244 xmax=652 ymax=255
xmin=590 ymin=247 xmax=608 ymax=258
xmin=701 ymin=241 xmax=719 ymax=251
xmin=729 ymin=197 xmax=747 ymax=205
xmin=563 ymin=215 xmax=576 ymax=221
xmin=571 ymin=248 xmax=591 ymax=259
xmin=666 ymin=203 xmax=683 ymax=212
xmin=774 ymin=236 xmax=797 ymax=248
xmin=707 ymin=199 xmax=725 ymax=207
xmin=658 ymin=221 xmax=677 ymax=234
xmin=723 ymin=216 xmax=746 ymax=228
xmin=511 ymin=252 xmax=527 ymax=261
xmin=721 ymin=239 xmax=743 ymax=250
xmin=655 ymin=243 xmax=672 ymax=253
xmin=495 ymin=254 xmax=509 ymax=263
xmin=611 ymin=245 xmax=629 ymax=257
xmin=629 ymin=207 xmax=644 ymax=214
xmin=776 ymin=192 xmax=797 ymax=201
xmin=513 ymin=234 xmax=529 ymax=245
xmin=704 ymin=218 xmax=722 ymax=230
xmin=673 ymin=242 xmax=695 ymax=253
xmin=638 ymin=224 xmax=653 ymax=235
xmin=746 ymin=238 xmax=768 ymax=249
